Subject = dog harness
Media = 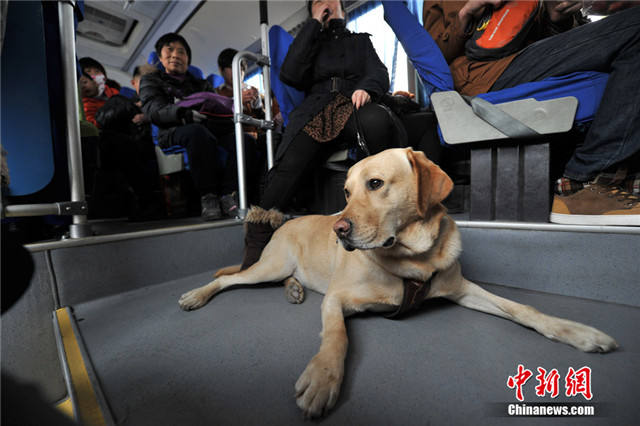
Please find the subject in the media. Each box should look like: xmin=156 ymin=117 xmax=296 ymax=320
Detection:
xmin=385 ymin=273 xmax=437 ymax=319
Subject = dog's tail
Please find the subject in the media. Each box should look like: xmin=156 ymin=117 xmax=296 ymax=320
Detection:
xmin=214 ymin=264 xmax=242 ymax=278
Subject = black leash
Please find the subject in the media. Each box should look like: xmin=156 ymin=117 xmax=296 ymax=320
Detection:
xmin=353 ymin=106 xmax=371 ymax=157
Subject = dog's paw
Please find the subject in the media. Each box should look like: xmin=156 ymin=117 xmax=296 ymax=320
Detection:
xmin=284 ymin=277 xmax=305 ymax=304
xmin=295 ymin=355 xmax=343 ymax=418
xmin=571 ymin=326 xmax=618 ymax=353
xmin=178 ymin=287 xmax=213 ymax=311
xmin=546 ymin=319 xmax=618 ymax=353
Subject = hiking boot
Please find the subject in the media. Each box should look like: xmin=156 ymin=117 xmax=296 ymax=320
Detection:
xmin=550 ymin=183 xmax=640 ymax=226
xmin=241 ymin=206 xmax=284 ymax=270
xmin=220 ymin=191 xmax=239 ymax=218
xmin=200 ymin=193 xmax=222 ymax=221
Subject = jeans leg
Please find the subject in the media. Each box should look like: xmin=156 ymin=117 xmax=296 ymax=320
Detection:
xmin=492 ymin=7 xmax=640 ymax=180
xmin=171 ymin=123 xmax=219 ymax=195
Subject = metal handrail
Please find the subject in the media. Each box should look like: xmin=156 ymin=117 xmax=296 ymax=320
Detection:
xmin=58 ymin=0 xmax=91 ymax=238
xmin=231 ymin=21 xmax=276 ymax=218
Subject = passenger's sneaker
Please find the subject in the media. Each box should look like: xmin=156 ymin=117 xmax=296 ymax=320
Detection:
xmin=220 ymin=191 xmax=239 ymax=218
xmin=550 ymin=183 xmax=640 ymax=226
xmin=200 ymin=193 xmax=222 ymax=221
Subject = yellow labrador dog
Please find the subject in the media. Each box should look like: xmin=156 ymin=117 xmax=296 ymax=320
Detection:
xmin=178 ymin=148 xmax=617 ymax=418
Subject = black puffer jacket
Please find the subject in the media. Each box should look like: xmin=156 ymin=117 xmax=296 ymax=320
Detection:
xmin=276 ymin=18 xmax=390 ymax=160
xmin=95 ymin=95 xmax=140 ymax=133
xmin=139 ymin=70 xmax=215 ymax=147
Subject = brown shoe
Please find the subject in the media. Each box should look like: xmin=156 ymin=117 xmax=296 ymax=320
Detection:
xmin=550 ymin=183 xmax=640 ymax=226
xmin=240 ymin=206 xmax=285 ymax=270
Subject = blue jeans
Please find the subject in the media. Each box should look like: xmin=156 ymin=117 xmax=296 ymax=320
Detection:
xmin=491 ymin=7 xmax=640 ymax=181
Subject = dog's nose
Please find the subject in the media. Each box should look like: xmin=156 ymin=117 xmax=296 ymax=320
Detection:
xmin=333 ymin=218 xmax=352 ymax=238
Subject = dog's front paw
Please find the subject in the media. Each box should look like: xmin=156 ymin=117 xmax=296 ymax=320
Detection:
xmin=547 ymin=319 xmax=618 ymax=353
xmin=570 ymin=326 xmax=618 ymax=353
xmin=284 ymin=277 xmax=305 ymax=304
xmin=295 ymin=355 xmax=343 ymax=418
xmin=178 ymin=285 xmax=215 ymax=311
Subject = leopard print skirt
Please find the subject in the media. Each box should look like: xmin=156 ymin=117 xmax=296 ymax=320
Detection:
xmin=302 ymin=93 xmax=353 ymax=143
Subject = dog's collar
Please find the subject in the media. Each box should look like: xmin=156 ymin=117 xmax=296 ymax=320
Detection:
xmin=385 ymin=273 xmax=437 ymax=319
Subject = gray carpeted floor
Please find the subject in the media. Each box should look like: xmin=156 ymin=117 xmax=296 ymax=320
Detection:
xmin=72 ymin=271 xmax=640 ymax=426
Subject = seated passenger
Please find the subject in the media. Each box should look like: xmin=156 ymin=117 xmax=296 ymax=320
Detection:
xmin=140 ymin=33 xmax=247 ymax=220
xmin=215 ymin=48 xmax=283 ymax=137
xmin=129 ymin=64 xmax=156 ymax=105
xmin=239 ymin=0 xmax=402 ymax=270
xmin=215 ymin=48 xmax=262 ymax=117
xmin=94 ymin=65 xmax=163 ymax=221
xmin=78 ymin=57 xmax=120 ymax=127
xmin=423 ymin=1 xmax=640 ymax=225
xmin=129 ymin=64 xmax=157 ymax=124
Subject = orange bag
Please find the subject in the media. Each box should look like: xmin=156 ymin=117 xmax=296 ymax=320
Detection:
xmin=465 ymin=0 xmax=542 ymax=61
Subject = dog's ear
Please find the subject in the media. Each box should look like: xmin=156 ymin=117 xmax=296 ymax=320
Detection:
xmin=407 ymin=149 xmax=453 ymax=216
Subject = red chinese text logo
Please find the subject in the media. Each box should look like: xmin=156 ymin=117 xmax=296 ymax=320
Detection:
xmin=507 ymin=365 xmax=592 ymax=401
xmin=507 ymin=364 xmax=533 ymax=402
xmin=565 ymin=366 xmax=593 ymax=400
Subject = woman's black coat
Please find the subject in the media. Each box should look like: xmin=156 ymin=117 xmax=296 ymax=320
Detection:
xmin=277 ymin=18 xmax=390 ymax=160
xmin=139 ymin=70 xmax=214 ymax=148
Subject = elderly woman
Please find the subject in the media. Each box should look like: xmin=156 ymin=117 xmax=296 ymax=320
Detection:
xmin=240 ymin=0 xmax=400 ymax=270
xmin=140 ymin=33 xmax=248 ymax=220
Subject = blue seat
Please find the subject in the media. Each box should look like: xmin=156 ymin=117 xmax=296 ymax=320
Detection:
xmin=268 ymin=25 xmax=305 ymax=126
xmin=206 ymin=73 xmax=225 ymax=89
xmin=381 ymin=1 xmax=608 ymax=141
xmin=118 ymin=86 xmax=137 ymax=99
xmin=381 ymin=1 xmax=610 ymax=222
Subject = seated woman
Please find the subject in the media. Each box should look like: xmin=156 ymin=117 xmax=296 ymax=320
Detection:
xmin=240 ymin=0 xmax=401 ymax=269
xmin=140 ymin=33 xmax=254 ymax=220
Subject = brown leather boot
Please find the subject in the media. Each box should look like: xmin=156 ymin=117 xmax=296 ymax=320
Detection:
xmin=240 ymin=206 xmax=285 ymax=270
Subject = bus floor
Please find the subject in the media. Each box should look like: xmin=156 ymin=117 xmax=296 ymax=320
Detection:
xmin=64 ymin=269 xmax=639 ymax=425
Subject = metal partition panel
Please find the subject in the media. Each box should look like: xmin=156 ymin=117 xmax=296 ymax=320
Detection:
xmin=470 ymin=142 xmax=550 ymax=222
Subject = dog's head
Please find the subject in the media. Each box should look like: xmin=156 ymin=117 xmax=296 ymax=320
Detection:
xmin=333 ymin=148 xmax=453 ymax=251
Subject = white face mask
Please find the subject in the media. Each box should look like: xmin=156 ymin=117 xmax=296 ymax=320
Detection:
xmin=92 ymin=73 xmax=106 ymax=96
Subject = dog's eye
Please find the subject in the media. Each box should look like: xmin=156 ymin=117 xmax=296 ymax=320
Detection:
xmin=344 ymin=188 xmax=350 ymax=199
xmin=367 ymin=179 xmax=384 ymax=191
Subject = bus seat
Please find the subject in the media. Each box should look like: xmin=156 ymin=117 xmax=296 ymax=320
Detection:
xmin=150 ymin=124 xmax=188 ymax=175
xmin=432 ymin=72 xmax=608 ymax=145
xmin=382 ymin=1 xmax=610 ymax=222
xmin=118 ymin=86 xmax=137 ymax=99
xmin=155 ymin=146 xmax=184 ymax=175
xmin=1 ymin=1 xmax=56 ymax=196
xmin=382 ymin=0 xmax=453 ymax=102
xmin=207 ymin=73 xmax=224 ymax=89
xmin=268 ymin=25 xmax=305 ymax=127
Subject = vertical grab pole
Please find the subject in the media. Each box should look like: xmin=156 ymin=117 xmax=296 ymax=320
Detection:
xmin=58 ymin=0 xmax=91 ymax=238
xmin=259 ymin=0 xmax=274 ymax=170
xmin=232 ymin=53 xmax=248 ymax=219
